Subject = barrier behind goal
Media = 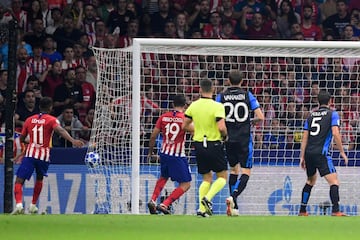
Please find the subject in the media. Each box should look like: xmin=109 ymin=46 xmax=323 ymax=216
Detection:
xmin=90 ymin=39 xmax=360 ymax=215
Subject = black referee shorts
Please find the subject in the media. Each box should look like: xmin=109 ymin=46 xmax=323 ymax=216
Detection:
xmin=193 ymin=141 xmax=227 ymax=174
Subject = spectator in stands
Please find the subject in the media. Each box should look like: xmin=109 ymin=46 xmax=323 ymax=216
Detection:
xmin=18 ymin=75 xmax=42 ymax=107
xmin=107 ymin=0 xmax=135 ymax=36
xmin=150 ymin=0 xmax=174 ymax=37
xmin=163 ymin=19 xmax=178 ymax=38
xmin=28 ymin=43 xmax=50 ymax=79
xmin=280 ymin=100 xmax=302 ymax=130
xmin=82 ymin=108 xmax=94 ymax=142
xmin=16 ymin=47 xmax=33 ymax=94
xmin=0 ymin=70 xmax=7 ymax=125
xmin=52 ymin=105 xmax=87 ymax=147
xmin=263 ymin=118 xmax=286 ymax=149
xmin=23 ymin=18 xmax=47 ymax=48
xmin=188 ymin=0 xmax=210 ymax=32
xmin=42 ymin=35 xmax=62 ymax=64
xmin=349 ymin=8 xmax=360 ymax=37
xmin=75 ymin=65 xmax=95 ymax=124
xmin=319 ymin=57 xmax=350 ymax=94
xmin=220 ymin=20 xmax=239 ymax=39
xmin=53 ymin=14 xmax=83 ymax=56
xmin=6 ymin=0 xmax=28 ymax=32
xmin=85 ymin=55 xmax=98 ymax=89
xmin=45 ymin=8 xmax=63 ymax=35
xmin=175 ymin=12 xmax=190 ymax=39
xmin=104 ymin=34 xmax=119 ymax=48
xmin=61 ymin=46 xmax=78 ymax=71
xmin=73 ymin=42 xmax=86 ymax=67
xmin=26 ymin=0 xmax=43 ymax=33
xmin=301 ymin=5 xmax=322 ymax=41
xmin=39 ymin=0 xmax=52 ymax=30
xmin=97 ymin=0 xmax=114 ymax=24
xmin=276 ymin=0 xmax=300 ymax=39
xmin=241 ymin=11 xmax=277 ymax=40
xmin=322 ymin=0 xmax=350 ymax=39
xmin=15 ymin=90 xmax=40 ymax=132
xmin=342 ymin=24 xmax=359 ymax=40
xmin=47 ymin=0 xmax=67 ymax=10
xmin=78 ymin=3 xmax=100 ymax=35
xmin=261 ymin=89 xmax=276 ymax=130
xmin=53 ymin=68 xmax=84 ymax=117
xmin=218 ymin=0 xmax=240 ymax=26
xmin=39 ymin=60 xmax=63 ymax=98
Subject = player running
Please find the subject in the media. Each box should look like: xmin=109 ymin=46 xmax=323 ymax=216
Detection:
xmin=216 ymin=70 xmax=264 ymax=216
xmin=298 ymin=90 xmax=348 ymax=216
xmin=12 ymin=97 xmax=84 ymax=214
xmin=147 ymin=94 xmax=192 ymax=215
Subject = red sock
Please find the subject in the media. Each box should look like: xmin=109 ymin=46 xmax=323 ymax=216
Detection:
xmin=32 ymin=180 xmax=43 ymax=204
xmin=14 ymin=183 xmax=23 ymax=204
xmin=151 ymin=177 xmax=167 ymax=201
xmin=163 ymin=187 xmax=185 ymax=206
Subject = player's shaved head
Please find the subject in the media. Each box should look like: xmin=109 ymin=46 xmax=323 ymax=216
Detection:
xmin=318 ymin=90 xmax=331 ymax=105
xmin=228 ymin=70 xmax=242 ymax=85
xmin=200 ymin=79 xmax=213 ymax=93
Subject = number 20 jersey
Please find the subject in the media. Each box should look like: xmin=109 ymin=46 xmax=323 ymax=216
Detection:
xmin=217 ymin=87 xmax=260 ymax=142
xmin=155 ymin=111 xmax=186 ymax=157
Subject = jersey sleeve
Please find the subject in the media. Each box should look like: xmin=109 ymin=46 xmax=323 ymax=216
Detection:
xmin=184 ymin=104 xmax=193 ymax=119
xmin=331 ymin=111 xmax=340 ymax=127
xmin=52 ymin=118 xmax=61 ymax=129
xmin=214 ymin=102 xmax=226 ymax=119
xmin=248 ymin=92 xmax=260 ymax=110
xmin=303 ymin=118 xmax=309 ymax=130
xmin=215 ymin=93 xmax=222 ymax=103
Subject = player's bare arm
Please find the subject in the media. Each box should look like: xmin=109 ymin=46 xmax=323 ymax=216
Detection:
xmin=55 ymin=126 xmax=84 ymax=148
xmin=148 ymin=127 xmax=161 ymax=159
xmin=300 ymin=130 xmax=309 ymax=170
xmin=332 ymin=125 xmax=348 ymax=165
xmin=252 ymin=108 xmax=265 ymax=124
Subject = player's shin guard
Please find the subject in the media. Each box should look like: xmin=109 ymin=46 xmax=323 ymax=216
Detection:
xmin=32 ymin=180 xmax=43 ymax=204
xmin=231 ymin=174 xmax=249 ymax=209
xmin=162 ymin=187 xmax=185 ymax=207
xmin=330 ymin=185 xmax=340 ymax=213
xmin=300 ymin=183 xmax=313 ymax=212
xmin=229 ymin=174 xmax=238 ymax=195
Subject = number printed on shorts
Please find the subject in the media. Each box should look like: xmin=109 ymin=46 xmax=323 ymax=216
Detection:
xmin=224 ymin=102 xmax=249 ymax=123
xmin=310 ymin=117 xmax=321 ymax=136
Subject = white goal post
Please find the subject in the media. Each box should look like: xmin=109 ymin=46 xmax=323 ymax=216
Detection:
xmin=90 ymin=39 xmax=360 ymax=215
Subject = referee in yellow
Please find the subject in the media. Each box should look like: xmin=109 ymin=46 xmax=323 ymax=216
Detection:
xmin=182 ymin=78 xmax=228 ymax=217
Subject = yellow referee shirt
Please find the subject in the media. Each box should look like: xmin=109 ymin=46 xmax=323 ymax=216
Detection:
xmin=185 ymin=97 xmax=225 ymax=142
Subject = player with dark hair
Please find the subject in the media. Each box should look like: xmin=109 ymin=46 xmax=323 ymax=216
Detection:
xmin=12 ymin=97 xmax=84 ymax=214
xmin=182 ymin=79 xmax=228 ymax=217
xmin=147 ymin=94 xmax=192 ymax=215
xmin=216 ymin=70 xmax=264 ymax=216
xmin=298 ymin=90 xmax=348 ymax=216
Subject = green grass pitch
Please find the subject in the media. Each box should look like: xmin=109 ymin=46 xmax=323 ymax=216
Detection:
xmin=0 ymin=214 xmax=358 ymax=240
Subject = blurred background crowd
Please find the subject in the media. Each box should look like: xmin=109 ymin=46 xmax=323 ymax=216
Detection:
xmin=0 ymin=0 xmax=360 ymax=151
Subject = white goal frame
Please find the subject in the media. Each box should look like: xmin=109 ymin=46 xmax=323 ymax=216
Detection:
xmin=116 ymin=39 xmax=360 ymax=214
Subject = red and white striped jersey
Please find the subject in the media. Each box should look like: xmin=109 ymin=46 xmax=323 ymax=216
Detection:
xmin=61 ymin=60 xmax=78 ymax=71
xmin=17 ymin=63 xmax=33 ymax=93
xmin=28 ymin=57 xmax=50 ymax=78
xmin=21 ymin=113 xmax=60 ymax=161
xmin=155 ymin=111 xmax=186 ymax=157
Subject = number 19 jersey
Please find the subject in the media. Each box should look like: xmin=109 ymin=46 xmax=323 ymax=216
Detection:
xmin=217 ymin=87 xmax=260 ymax=142
xmin=156 ymin=111 xmax=186 ymax=157
xmin=21 ymin=113 xmax=60 ymax=161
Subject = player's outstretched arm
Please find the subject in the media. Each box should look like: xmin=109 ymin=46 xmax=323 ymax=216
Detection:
xmin=54 ymin=126 xmax=84 ymax=148
xmin=332 ymin=126 xmax=348 ymax=165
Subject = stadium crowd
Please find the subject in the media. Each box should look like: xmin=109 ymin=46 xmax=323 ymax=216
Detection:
xmin=1 ymin=0 xmax=360 ymax=152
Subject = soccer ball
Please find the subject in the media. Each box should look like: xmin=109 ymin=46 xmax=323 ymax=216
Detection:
xmin=85 ymin=151 xmax=100 ymax=167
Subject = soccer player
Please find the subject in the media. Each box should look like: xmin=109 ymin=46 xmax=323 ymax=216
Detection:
xmin=216 ymin=70 xmax=264 ymax=216
xmin=298 ymin=90 xmax=348 ymax=216
xmin=12 ymin=97 xmax=84 ymax=214
xmin=182 ymin=79 xmax=228 ymax=217
xmin=147 ymin=94 xmax=192 ymax=215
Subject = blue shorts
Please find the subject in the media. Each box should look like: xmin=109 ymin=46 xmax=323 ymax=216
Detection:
xmin=16 ymin=157 xmax=50 ymax=180
xmin=159 ymin=153 xmax=192 ymax=183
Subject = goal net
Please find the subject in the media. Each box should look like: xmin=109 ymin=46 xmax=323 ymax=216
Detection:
xmin=90 ymin=39 xmax=360 ymax=215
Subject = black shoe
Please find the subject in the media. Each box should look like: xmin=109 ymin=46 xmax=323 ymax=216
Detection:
xmin=147 ymin=200 xmax=157 ymax=215
xmin=201 ymin=197 xmax=213 ymax=215
xmin=156 ymin=203 xmax=171 ymax=215
xmin=196 ymin=210 xmax=210 ymax=218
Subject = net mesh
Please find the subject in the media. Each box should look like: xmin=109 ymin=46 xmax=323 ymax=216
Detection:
xmin=89 ymin=40 xmax=360 ymax=215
